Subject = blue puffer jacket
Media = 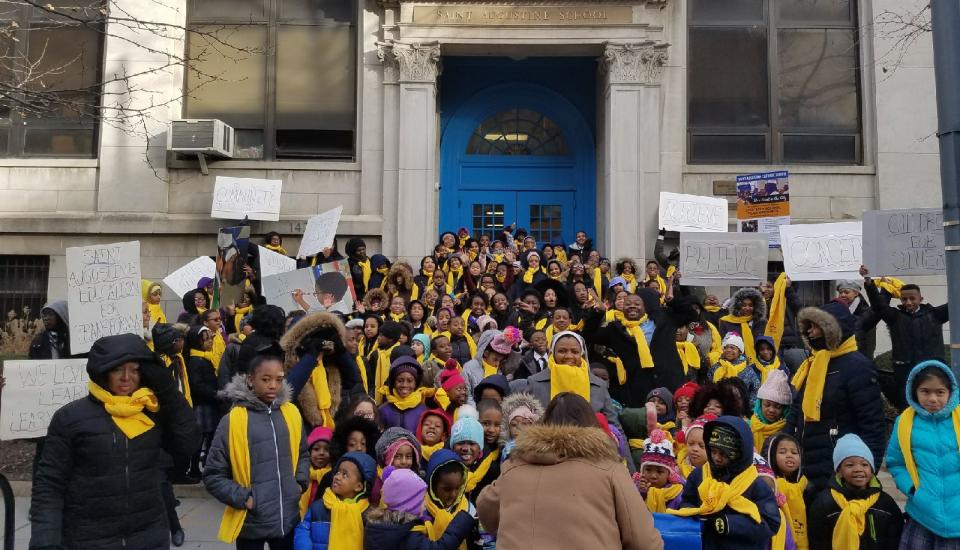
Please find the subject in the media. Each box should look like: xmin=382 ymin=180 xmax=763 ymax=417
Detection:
xmin=885 ymin=360 xmax=960 ymax=538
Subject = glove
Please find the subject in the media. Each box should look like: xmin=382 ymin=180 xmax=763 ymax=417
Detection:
xmin=707 ymin=514 xmax=729 ymax=536
xmin=139 ymin=358 xmax=177 ymax=397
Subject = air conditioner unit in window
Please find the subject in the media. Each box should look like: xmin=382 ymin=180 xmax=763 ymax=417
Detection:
xmin=168 ymin=119 xmax=234 ymax=158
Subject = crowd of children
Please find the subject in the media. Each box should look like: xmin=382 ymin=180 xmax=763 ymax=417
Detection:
xmin=26 ymin=224 xmax=960 ymax=550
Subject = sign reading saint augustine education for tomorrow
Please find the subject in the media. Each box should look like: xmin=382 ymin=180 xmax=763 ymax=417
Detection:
xmin=412 ymin=5 xmax=634 ymax=25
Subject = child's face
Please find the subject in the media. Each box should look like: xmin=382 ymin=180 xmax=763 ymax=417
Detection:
xmin=449 ymin=317 xmax=465 ymax=336
xmin=411 ymin=341 xmax=425 ymax=356
xmin=331 ymin=460 xmax=364 ymax=499
xmin=364 ymin=318 xmax=379 ymax=339
xmin=775 ymin=439 xmax=800 ymax=476
xmin=410 ymin=303 xmax=425 ymax=321
xmin=686 ymin=429 xmax=707 ymax=467
xmin=758 ymin=344 xmax=775 ymax=362
xmin=480 ymin=409 xmax=502 ymax=446
xmin=370 ymin=299 xmax=384 ymax=312
xmin=433 ymin=337 xmax=451 ymax=359
xmin=838 ymin=457 xmax=872 ymax=490
xmin=421 ymin=415 xmax=447 ymax=446
xmin=740 ymin=298 xmax=754 ymax=317
xmin=722 ymin=345 xmax=741 ymax=362
xmin=649 ymin=396 xmax=667 ymax=417
xmin=676 ymin=396 xmax=691 ymax=414
xmin=552 ymin=310 xmax=571 ymax=331
xmin=761 ymin=399 xmax=785 ymax=422
xmin=508 ymin=416 xmax=534 ymax=439
xmin=592 ymin=367 xmax=610 ymax=384
xmin=641 ymin=464 xmax=670 ymax=489
xmin=709 ymin=447 xmax=730 ymax=468
xmin=246 ymin=359 xmax=285 ymax=404
xmin=434 ymin=470 xmax=465 ymax=508
xmin=675 ymin=325 xmax=689 ymax=342
xmin=449 ymin=383 xmax=468 ymax=406
xmin=390 ymin=297 xmax=406 ymax=314
xmin=530 ymin=332 xmax=547 ymax=354
xmin=391 ymin=443 xmax=416 ymax=470
xmin=394 ymin=372 xmax=417 ymax=399
xmin=346 ymin=430 xmax=366 ymax=453
xmin=309 ymin=441 xmax=331 ymax=470
xmin=471 ymin=297 xmax=485 ymax=315
xmin=480 ymin=388 xmax=502 ymax=403
xmin=916 ymin=377 xmax=951 ymax=414
xmin=704 ymin=399 xmax=723 ymax=416
xmin=453 ymin=441 xmax=481 ymax=465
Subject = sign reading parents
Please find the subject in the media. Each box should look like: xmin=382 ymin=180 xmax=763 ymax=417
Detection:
xmin=679 ymin=232 xmax=769 ymax=287
xmin=862 ymin=208 xmax=945 ymax=276
xmin=211 ymin=176 xmax=283 ymax=221
xmin=297 ymin=205 xmax=344 ymax=258
xmin=66 ymin=241 xmax=142 ymax=354
xmin=163 ymin=256 xmax=216 ymax=298
xmin=0 ymin=359 xmax=89 ymax=440
xmin=779 ymin=222 xmax=862 ymax=281
xmin=658 ymin=192 xmax=728 ymax=232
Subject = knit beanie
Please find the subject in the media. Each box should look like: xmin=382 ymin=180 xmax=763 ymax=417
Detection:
xmin=708 ymin=423 xmax=742 ymax=462
xmin=677 ymin=413 xmax=717 ymax=445
xmin=475 ymin=315 xmax=497 ymax=334
xmin=832 ymin=433 xmax=875 ymax=472
xmin=721 ymin=332 xmax=745 ymax=354
xmin=387 ymin=356 xmax=422 ymax=388
xmin=345 ymin=318 xmax=365 ymax=330
xmin=836 ymin=280 xmax=862 ymax=292
xmin=381 ymin=466 xmax=427 ymax=517
xmin=375 ymin=427 xmax=421 ymax=467
xmin=673 ymin=381 xmax=699 ymax=405
xmin=439 ymin=361 xmax=466 ymax=392
xmin=307 ymin=426 xmax=333 ymax=448
xmin=381 ymin=321 xmax=403 ymax=342
xmin=641 ymin=429 xmax=680 ymax=483
xmin=151 ymin=323 xmax=181 ymax=353
xmin=411 ymin=333 xmax=431 ymax=357
xmin=756 ymin=369 xmax=793 ymax=405
xmin=336 ymin=451 xmax=377 ymax=487
xmin=450 ymin=417 xmax=484 ymax=447
xmin=456 ymin=403 xmax=479 ymax=421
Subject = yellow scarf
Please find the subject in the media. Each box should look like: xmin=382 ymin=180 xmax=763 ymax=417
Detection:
xmin=555 ymin=249 xmax=568 ymax=264
xmin=592 ymin=267 xmax=604 ymax=297
xmin=706 ymin=322 xmax=723 ymax=365
xmin=462 ymin=333 xmax=477 ymax=359
xmin=771 ymin=508 xmax=789 ymax=550
xmin=211 ymin=332 xmax=226 ymax=374
xmin=896 ymin=406 xmax=960 ymax=489
xmin=190 ymin=348 xmax=215 ymax=363
xmin=830 ymin=488 xmax=880 ymax=550
xmin=676 ymin=446 xmax=698 ymax=479
xmin=218 ymin=403 xmax=302 ymax=543
xmin=322 ymin=488 xmax=369 ymax=550
xmin=265 ymin=243 xmax=288 ymax=255
xmin=374 ymin=343 xmax=399 ymax=405
xmin=677 ymin=341 xmax=701 ymax=375
xmin=720 ymin=314 xmax=757 ymax=365
xmin=645 ymin=483 xmax=684 ymax=513
xmin=356 ymin=258 xmax=372 ymax=290
xmin=750 ymin=414 xmax=785 ymax=452
xmin=791 ymin=336 xmax=858 ymax=421
xmin=389 ymin=312 xmax=406 ymax=322
xmin=381 ymin=387 xmax=433 ymax=411
xmin=87 ymin=382 xmax=159 ymax=439
xmin=482 ymin=360 xmax=499 ymax=378
xmin=233 ymin=305 xmax=252 ymax=334
xmin=446 ymin=266 xmax=463 ymax=291
xmin=754 ymin=356 xmax=782 ymax=384
xmin=622 ymin=272 xmax=638 ymax=293
xmin=147 ymin=303 xmax=166 ymax=325
xmin=299 ymin=466 xmax=332 ymax=517
xmin=777 ymin=476 xmax=809 ymax=550
xmin=705 ymin=305 xmax=721 ymax=313
xmin=522 ymin=266 xmax=539 ymax=284
xmin=310 ymin=358 xmax=335 ymax=428
xmin=712 ymin=359 xmax=748 ymax=382
xmin=161 ymin=353 xmax=193 ymax=407
xmin=621 ymin=317 xmax=655 ymax=369
xmin=876 ymin=277 xmax=905 ymax=298
xmin=465 ymin=448 xmax=500 ymax=492
xmin=765 ymin=273 xmax=788 ymax=350
xmin=548 ymin=355 xmax=591 ymax=401
xmin=668 ymin=463 xmax=761 ymax=523
xmin=421 ymin=441 xmax=444 ymax=461
xmin=425 ymin=495 xmax=469 ymax=547
xmin=355 ymin=354 xmax=368 ymax=393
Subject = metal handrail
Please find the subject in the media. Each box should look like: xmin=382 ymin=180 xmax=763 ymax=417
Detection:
xmin=0 ymin=472 xmax=13 ymax=550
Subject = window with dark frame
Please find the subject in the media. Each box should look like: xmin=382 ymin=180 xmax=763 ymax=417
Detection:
xmin=184 ymin=0 xmax=358 ymax=161
xmin=0 ymin=1 xmax=104 ymax=158
xmin=688 ymin=0 xmax=862 ymax=165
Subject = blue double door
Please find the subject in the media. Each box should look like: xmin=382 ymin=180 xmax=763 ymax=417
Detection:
xmin=458 ymin=190 xmax=574 ymax=245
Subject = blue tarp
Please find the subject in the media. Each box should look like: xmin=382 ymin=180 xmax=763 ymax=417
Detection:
xmin=653 ymin=513 xmax=701 ymax=550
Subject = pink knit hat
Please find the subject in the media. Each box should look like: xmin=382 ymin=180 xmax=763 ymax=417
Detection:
xmin=307 ymin=426 xmax=333 ymax=448
xmin=676 ymin=413 xmax=717 ymax=445
xmin=488 ymin=326 xmax=521 ymax=355
xmin=439 ymin=360 xmax=466 ymax=392
xmin=641 ymin=429 xmax=681 ymax=484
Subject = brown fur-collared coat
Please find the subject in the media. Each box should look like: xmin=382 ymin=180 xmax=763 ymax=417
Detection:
xmin=279 ymin=311 xmax=345 ymax=427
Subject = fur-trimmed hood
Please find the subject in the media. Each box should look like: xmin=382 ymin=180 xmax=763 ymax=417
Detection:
xmin=499 ymin=391 xmax=544 ymax=445
xmin=730 ymin=287 xmax=767 ymax=323
xmin=278 ymin=311 xmax=345 ymax=426
xmin=797 ymin=301 xmax=852 ymax=351
xmin=364 ymin=507 xmax=420 ymax=527
xmin=385 ymin=262 xmax=415 ymax=294
xmin=511 ymin=424 xmax=620 ymax=465
xmin=218 ymin=373 xmax=292 ymax=411
xmin=363 ymin=288 xmax=389 ymax=311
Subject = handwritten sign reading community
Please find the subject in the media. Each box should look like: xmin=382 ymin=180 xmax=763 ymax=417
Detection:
xmin=863 ymin=208 xmax=945 ymax=276
xmin=679 ymin=232 xmax=769 ymax=286
xmin=779 ymin=222 xmax=862 ymax=281
xmin=297 ymin=205 xmax=343 ymax=258
xmin=658 ymin=192 xmax=728 ymax=233
xmin=66 ymin=241 xmax=142 ymax=354
xmin=0 ymin=359 xmax=89 ymax=440
xmin=163 ymin=256 xmax=216 ymax=298
xmin=258 ymin=245 xmax=297 ymax=278
xmin=211 ymin=176 xmax=282 ymax=221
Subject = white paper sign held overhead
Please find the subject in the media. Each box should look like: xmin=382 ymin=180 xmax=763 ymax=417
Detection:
xmin=163 ymin=256 xmax=216 ymax=298
xmin=258 ymin=245 xmax=297 ymax=278
xmin=779 ymin=222 xmax=862 ymax=281
xmin=0 ymin=359 xmax=89 ymax=440
xmin=659 ymin=192 xmax=729 ymax=232
xmin=297 ymin=205 xmax=343 ymax=258
xmin=211 ymin=176 xmax=282 ymax=221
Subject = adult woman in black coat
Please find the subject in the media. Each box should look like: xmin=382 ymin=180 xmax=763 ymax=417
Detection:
xmin=30 ymin=333 xmax=201 ymax=550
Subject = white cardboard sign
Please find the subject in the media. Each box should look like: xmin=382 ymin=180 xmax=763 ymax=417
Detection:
xmin=862 ymin=208 xmax=945 ymax=276
xmin=261 ymin=267 xmax=320 ymax=314
xmin=211 ymin=176 xmax=282 ymax=221
xmin=66 ymin=241 xmax=142 ymax=354
xmin=679 ymin=232 xmax=769 ymax=286
xmin=0 ymin=359 xmax=90 ymax=440
xmin=258 ymin=245 xmax=297 ymax=278
xmin=297 ymin=205 xmax=343 ymax=258
xmin=658 ymin=192 xmax=729 ymax=233
xmin=779 ymin=222 xmax=863 ymax=281
xmin=163 ymin=256 xmax=216 ymax=298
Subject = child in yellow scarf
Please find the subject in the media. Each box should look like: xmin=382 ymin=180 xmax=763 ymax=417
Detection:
xmin=377 ymin=357 xmax=430 ymax=431
xmin=807 ymin=434 xmax=903 ymax=550
xmin=424 ymin=449 xmax=475 ymax=548
xmin=761 ymin=433 xmax=814 ymax=550
xmin=294 ymin=451 xmax=377 ymax=550
xmin=450 ymin=417 xmax=498 ymax=500
xmin=749 ymin=369 xmax=792 ymax=453
xmin=708 ymin=333 xmax=761 ymax=409
xmin=476 ymin=400 xmax=503 ymax=496
xmin=416 ymin=408 xmax=452 ymax=461
xmin=299 ymin=426 xmax=333 ymax=516
xmin=633 ymin=429 xmax=685 ymax=513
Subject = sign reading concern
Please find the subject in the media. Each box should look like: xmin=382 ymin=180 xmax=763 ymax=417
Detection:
xmin=412 ymin=5 xmax=634 ymax=25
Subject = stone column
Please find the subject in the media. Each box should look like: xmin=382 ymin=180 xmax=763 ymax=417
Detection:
xmin=393 ymin=41 xmax=441 ymax=260
xmin=599 ymin=41 xmax=669 ymax=260
xmin=377 ymin=41 xmax=400 ymax=257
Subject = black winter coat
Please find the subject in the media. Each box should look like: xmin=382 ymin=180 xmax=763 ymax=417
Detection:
xmin=29 ymin=334 xmax=201 ymax=550
xmin=866 ymin=281 xmax=948 ymax=366
xmin=28 ymin=329 xmax=70 ymax=360
xmin=807 ymin=475 xmax=904 ymax=550
xmin=784 ymin=303 xmax=887 ymax=492
xmin=186 ymin=354 xmax=218 ymax=407
xmin=363 ymin=508 xmax=476 ymax=550
xmin=850 ymin=295 xmax=880 ymax=360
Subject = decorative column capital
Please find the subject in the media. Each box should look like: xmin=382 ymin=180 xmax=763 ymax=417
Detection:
xmin=393 ymin=41 xmax=442 ymax=83
xmin=601 ymin=41 xmax=670 ymax=85
xmin=377 ymin=41 xmax=399 ymax=84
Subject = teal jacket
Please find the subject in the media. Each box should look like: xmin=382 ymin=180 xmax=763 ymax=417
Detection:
xmin=885 ymin=360 xmax=960 ymax=538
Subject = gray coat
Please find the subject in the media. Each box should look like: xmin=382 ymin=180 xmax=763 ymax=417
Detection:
xmin=509 ymin=367 xmax=620 ymax=428
xmin=463 ymin=330 xmax=500 ymax=404
xmin=204 ymin=375 xmax=309 ymax=540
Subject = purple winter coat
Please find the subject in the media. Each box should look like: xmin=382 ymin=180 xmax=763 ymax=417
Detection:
xmin=378 ymin=402 xmax=428 ymax=433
